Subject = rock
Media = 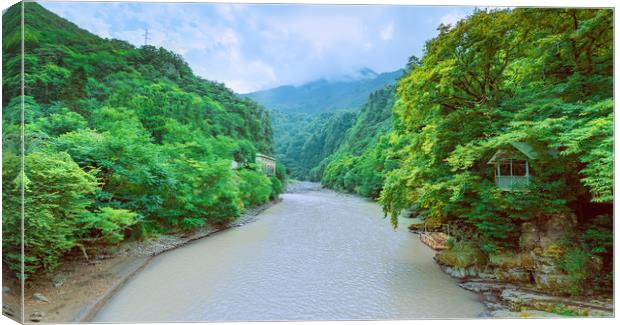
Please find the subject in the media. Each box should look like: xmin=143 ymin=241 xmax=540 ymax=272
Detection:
xmin=32 ymin=292 xmax=49 ymax=303
xmin=3 ymin=304 xmax=15 ymax=317
xmin=488 ymin=253 xmax=523 ymax=270
xmin=477 ymin=272 xmax=498 ymax=280
xmin=483 ymin=301 xmax=507 ymax=312
xmin=532 ymin=272 xmax=571 ymax=293
xmin=2 ymin=286 xmax=10 ymax=294
xmin=539 ymin=214 xmax=576 ymax=249
xmin=519 ymin=222 xmax=540 ymax=251
xmin=29 ymin=311 xmax=44 ymax=322
xmin=494 ymin=267 xmax=532 ymax=283
xmin=435 ymin=242 xmax=485 ymax=268
xmin=459 ymin=280 xmax=514 ymax=293
xmin=52 ymin=274 xmax=67 ymax=289
xmin=488 ymin=309 xmax=563 ymax=318
xmin=441 ymin=265 xmax=479 ymax=279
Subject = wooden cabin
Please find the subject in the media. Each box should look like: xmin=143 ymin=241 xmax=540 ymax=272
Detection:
xmin=487 ymin=142 xmax=538 ymax=191
xmin=256 ymin=153 xmax=276 ymax=177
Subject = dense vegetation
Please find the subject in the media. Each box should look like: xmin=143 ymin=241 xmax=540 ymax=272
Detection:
xmin=2 ymin=2 xmax=284 ymax=277
xmin=1 ymin=3 xmax=613 ymax=296
xmin=271 ymin=110 xmax=356 ymax=180
xmin=245 ymin=68 xmax=403 ymax=114
xmin=302 ymin=8 xmax=613 ymax=295
xmin=322 ymin=85 xmax=397 ymax=197
xmin=266 ymin=71 xmax=400 ymax=180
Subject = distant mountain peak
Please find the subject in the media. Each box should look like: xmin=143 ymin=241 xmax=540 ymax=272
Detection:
xmin=328 ymin=67 xmax=378 ymax=82
xmin=245 ymin=69 xmax=404 ymax=114
xmin=357 ymin=67 xmax=379 ymax=78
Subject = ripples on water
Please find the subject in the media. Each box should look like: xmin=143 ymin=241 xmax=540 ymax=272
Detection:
xmin=93 ymin=189 xmax=484 ymax=322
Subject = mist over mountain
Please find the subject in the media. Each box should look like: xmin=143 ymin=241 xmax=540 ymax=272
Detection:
xmin=244 ymin=68 xmax=404 ymax=114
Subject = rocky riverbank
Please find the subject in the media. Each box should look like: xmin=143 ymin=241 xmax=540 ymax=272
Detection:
xmin=1 ymin=200 xmax=280 ymax=323
xmin=451 ymin=274 xmax=613 ymax=317
xmin=411 ymin=213 xmax=614 ymax=317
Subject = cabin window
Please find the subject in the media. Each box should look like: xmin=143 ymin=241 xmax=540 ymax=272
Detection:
xmin=497 ymin=159 xmax=528 ymax=177
xmin=512 ymin=160 xmax=527 ymax=176
xmin=499 ymin=160 xmax=511 ymax=176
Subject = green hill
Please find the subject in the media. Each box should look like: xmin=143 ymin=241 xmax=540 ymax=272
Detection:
xmin=244 ymin=68 xmax=403 ymax=114
xmin=2 ymin=2 xmax=284 ymax=277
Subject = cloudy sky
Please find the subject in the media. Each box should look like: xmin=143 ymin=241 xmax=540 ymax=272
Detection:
xmin=42 ymin=1 xmax=475 ymax=93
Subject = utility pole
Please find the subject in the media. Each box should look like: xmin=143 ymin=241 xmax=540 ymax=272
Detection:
xmin=143 ymin=27 xmax=150 ymax=46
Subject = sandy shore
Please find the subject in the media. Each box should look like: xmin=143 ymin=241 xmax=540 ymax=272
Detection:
xmin=1 ymin=200 xmax=280 ymax=323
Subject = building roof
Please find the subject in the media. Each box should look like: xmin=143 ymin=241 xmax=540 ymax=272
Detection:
xmin=487 ymin=142 xmax=539 ymax=164
xmin=509 ymin=142 xmax=539 ymax=160
xmin=256 ymin=153 xmax=276 ymax=161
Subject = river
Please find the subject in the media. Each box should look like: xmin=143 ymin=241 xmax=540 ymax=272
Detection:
xmin=93 ymin=185 xmax=485 ymax=322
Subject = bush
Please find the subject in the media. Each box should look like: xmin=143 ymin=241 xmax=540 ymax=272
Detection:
xmin=237 ymin=168 xmax=272 ymax=208
xmin=270 ymin=176 xmax=283 ymax=199
xmin=2 ymin=151 xmax=98 ymax=277
xmin=75 ymin=207 xmax=139 ymax=245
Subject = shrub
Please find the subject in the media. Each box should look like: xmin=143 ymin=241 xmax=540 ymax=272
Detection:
xmin=2 ymin=151 xmax=98 ymax=277
xmin=237 ymin=168 xmax=271 ymax=207
xmin=75 ymin=207 xmax=139 ymax=245
xmin=270 ymin=176 xmax=283 ymax=199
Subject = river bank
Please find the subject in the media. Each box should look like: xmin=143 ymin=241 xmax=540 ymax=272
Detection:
xmin=1 ymin=199 xmax=280 ymax=323
xmin=407 ymin=229 xmax=614 ymax=317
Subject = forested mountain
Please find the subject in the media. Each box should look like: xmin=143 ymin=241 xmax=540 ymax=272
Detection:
xmin=291 ymin=8 xmax=613 ymax=295
xmin=245 ymin=69 xmax=403 ymax=114
xmin=271 ymin=110 xmax=356 ymax=180
xmin=2 ymin=2 xmax=284 ymax=277
xmin=321 ymin=85 xmax=397 ymax=197
xmin=272 ymin=84 xmax=396 ymax=182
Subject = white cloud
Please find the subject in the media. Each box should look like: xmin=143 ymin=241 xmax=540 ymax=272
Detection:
xmin=439 ymin=11 xmax=468 ymax=26
xmin=380 ymin=22 xmax=394 ymax=41
xmin=41 ymin=2 xmax=475 ymax=93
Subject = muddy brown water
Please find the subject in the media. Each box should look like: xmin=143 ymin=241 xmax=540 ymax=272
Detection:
xmin=92 ymin=186 xmax=485 ymax=322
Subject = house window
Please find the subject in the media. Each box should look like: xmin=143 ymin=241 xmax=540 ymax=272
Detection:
xmin=497 ymin=159 xmax=528 ymax=177
xmin=498 ymin=160 xmax=511 ymax=176
xmin=512 ymin=160 xmax=527 ymax=176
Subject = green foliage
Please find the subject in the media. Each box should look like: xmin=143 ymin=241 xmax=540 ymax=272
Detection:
xmin=554 ymin=244 xmax=591 ymax=295
xmin=272 ymin=111 xmax=356 ymax=180
xmin=379 ymin=8 xmax=612 ymax=246
xmin=237 ymin=168 xmax=272 ymax=208
xmin=436 ymin=241 xmax=485 ymax=268
xmin=2 ymin=150 xmax=98 ymax=276
xmin=270 ymin=176 xmax=283 ymax=199
xmin=77 ymin=208 xmax=139 ymax=245
xmin=2 ymin=2 xmax=279 ymax=278
xmin=277 ymin=7 xmax=612 ymax=294
xmin=321 ymin=86 xmax=397 ymax=199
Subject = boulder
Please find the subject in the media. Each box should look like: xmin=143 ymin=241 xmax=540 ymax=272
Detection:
xmin=52 ymin=274 xmax=68 ymax=289
xmin=488 ymin=253 xmax=523 ymax=270
xmin=3 ymin=304 xmax=15 ymax=317
xmin=459 ymin=280 xmax=514 ymax=293
xmin=532 ymin=272 xmax=572 ymax=293
xmin=494 ymin=268 xmax=532 ymax=283
xmin=32 ymin=292 xmax=49 ymax=303
xmin=519 ymin=222 xmax=539 ymax=251
xmin=29 ymin=311 xmax=44 ymax=322
xmin=436 ymin=242 xmax=485 ymax=269
xmin=539 ymin=214 xmax=576 ymax=249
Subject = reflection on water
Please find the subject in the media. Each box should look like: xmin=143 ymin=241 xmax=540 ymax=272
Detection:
xmin=93 ymin=189 xmax=484 ymax=322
